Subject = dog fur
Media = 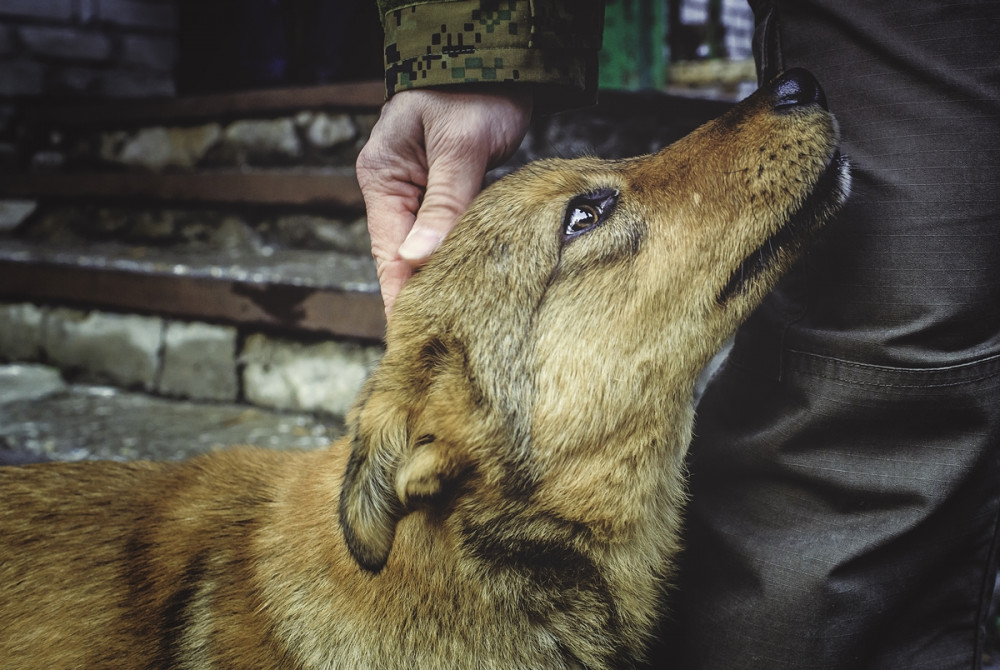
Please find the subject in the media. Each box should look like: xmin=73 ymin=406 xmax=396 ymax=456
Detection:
xmin=0 ymin=71 xmax=849 ymax=669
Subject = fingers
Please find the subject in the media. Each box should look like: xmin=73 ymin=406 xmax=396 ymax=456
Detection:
xmin=356 ymin=88 xmax=532 ymax=317
xmin=398 ymin=151 xmax=488 ymax=264
xmin=394 ymin=89 xmax=533 ymax=270
xmin=355 ymin=170 xmax=417 ymax=316
xmin=356 ymin=113 xmax=423 ymax=317
xmin=363 ymin=190 xmax=416 ymax=317
xmin=376 ymin=258 xmax=414 ymax=315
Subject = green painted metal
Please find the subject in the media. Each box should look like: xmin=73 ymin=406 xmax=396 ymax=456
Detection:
xmin=598 ymin=0 xmax=668 ymax=90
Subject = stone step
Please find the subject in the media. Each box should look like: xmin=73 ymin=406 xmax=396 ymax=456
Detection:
xmin=0 ymin=193 xmax=384 ymax=340
xmin=23 ymin=80 xmax=384 ymax=128
xmin=2 ymin=170 xmax=364 ymax=208
xmin=2 ymin=80 xmax=384 ymax=340
xmin=0 ymin=243 xmax=384 ymax=341
xmin=0 ymin=305 xmax=383 ymax=418
xmin=0 ymin=363 xmax=346 ymax=464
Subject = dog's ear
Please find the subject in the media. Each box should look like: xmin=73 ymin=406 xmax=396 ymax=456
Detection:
xmin=339 ymin=385 xmax=408 ymax=573
xmin=339 ymin=380 xmax=470 ymax=573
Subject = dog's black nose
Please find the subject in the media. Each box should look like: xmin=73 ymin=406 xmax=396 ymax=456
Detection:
xmin=773 ymin=68 xmax=828 ymax=111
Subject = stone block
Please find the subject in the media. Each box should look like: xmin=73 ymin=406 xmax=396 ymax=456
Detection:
xmin=77 ymin=0 xmax=98 ymax=22
xmin=30 ymin=150 xmax=66 ymax=171
xmin=0 ymin=143 xmax=15 ymax=170
xmin=99 ymin=130 xmax=128 ymax=162
xmin=221 ymin=118 xmax=302 ymax=164
xmin=121 ymin=34 xmax=177 ymax=71
xmin=100 ymin=69 xmax=176 ymax=98
xmin=0 ymin=200 xmax=37 ymax=233
xmin=0 ymin=383 xmax=343 ymax=462
xmin=51 ymin=66 xmax=100 ymax=95
xmin=0 ymin=104 xmax=14 ymax=133
xmin=140 ymin=210 xmax=256 ymax=250
xmin=264 ymin=214 xmax=370 ymax=254
xmin=0 ymin=0 xmax=73 ymax=21
xmin=242 ymin=334 xmax=382 ymax=417
xmin=0 ymin=59 xmax=45 ymax=97
xmin=97 ymin=0 xmax=178 ymax=31
xmin=19 ymin=26 xmax=112 ymax=62
xmin=43 ymin=308 xmax=163 ymax=390
xmin=158 ymin=321 xmax=238 ymax=401
xmin=0 ymin=303 xmax=46 ymax=362
xmin=0 ymin=364 xmax=66 ymax=406
xmin=126 ymin=208 xmax=176 ymax=240
xmin=109 ymin=124 xmax=221 ymax=170
xmin=298 ymin=112 xmax=356 ymax=150
xmin=0 ymin=25 xmax=14 ymax=57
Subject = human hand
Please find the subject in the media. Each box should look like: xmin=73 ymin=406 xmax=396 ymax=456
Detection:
xmin=356 ymin=87 xmax=532 ymax=316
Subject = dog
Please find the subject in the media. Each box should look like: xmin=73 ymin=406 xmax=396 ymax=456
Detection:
xmin=0 ymin=69 xmax=849 ymax=669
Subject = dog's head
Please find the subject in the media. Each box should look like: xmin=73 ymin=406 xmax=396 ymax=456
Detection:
xmin=341 ymin=69 xmax=851 ymax=572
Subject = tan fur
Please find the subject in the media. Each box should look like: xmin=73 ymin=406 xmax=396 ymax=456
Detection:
xmin=0 ymin=76 xmax=849 ymax=669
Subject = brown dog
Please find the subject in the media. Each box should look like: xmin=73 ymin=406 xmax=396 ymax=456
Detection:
xmin=0 ymin=69 xmax=849 ymax=669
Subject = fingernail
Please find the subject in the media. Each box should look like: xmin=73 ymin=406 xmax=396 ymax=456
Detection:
xmin=398 ymin=228 xmax=443 ymax=261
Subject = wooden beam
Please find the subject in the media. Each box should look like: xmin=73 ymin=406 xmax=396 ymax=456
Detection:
xmin=24 ymin=80 xmax=385 ymax=127
xmin=0 ymin=172 xmax=365 ymax=209
xmin=0 ymin=259 xmax=386 ymax=342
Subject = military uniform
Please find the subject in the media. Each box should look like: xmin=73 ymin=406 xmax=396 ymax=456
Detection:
xmin=376 ymin=0 xmax=604 ymax=111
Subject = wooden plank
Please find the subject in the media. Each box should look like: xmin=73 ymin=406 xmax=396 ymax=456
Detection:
xmin=0 ymin=172 xmax=365 ymax=209
xmin=0 ymin=259 xmax=386 ymax=342
xmin=25 ymin=80 xmax=385 ymax=127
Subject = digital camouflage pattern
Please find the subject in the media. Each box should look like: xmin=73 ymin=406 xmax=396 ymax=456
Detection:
xmin=376 ymin=0 xmax=605 ymax=111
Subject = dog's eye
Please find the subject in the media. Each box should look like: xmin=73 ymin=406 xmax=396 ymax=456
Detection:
xmin=564 ymin=189 xmax=619 ymax=238
xmin=567 ymin=204 xmax=599 ymax=232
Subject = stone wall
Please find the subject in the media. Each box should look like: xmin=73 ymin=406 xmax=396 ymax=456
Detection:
xmin=0 ymin=0 xmax=177 ymax=99
xmin=0 ymin=302 xmax=382 ymax=418
xmin=0 ymin=0 xmax=178 ymax=171
xmin=90 ymin=109 xmax=373 ymax=172
xmin=0 ymin=79 xmax=386 ymax=421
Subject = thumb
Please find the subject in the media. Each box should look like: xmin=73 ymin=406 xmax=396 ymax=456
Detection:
xmin=397 ymin=156 xmax=487 ymax=264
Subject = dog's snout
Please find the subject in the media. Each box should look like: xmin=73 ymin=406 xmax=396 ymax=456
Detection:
xmin=773 ymin=68 xmax=828 ymax=111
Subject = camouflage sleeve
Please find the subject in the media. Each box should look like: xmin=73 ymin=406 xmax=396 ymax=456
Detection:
xmin=376 ymin=0 xmax=605 ymax=112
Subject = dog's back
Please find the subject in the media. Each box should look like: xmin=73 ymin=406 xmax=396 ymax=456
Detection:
xmin=3 ymin=460 xmax=174 ymax=665
xmin=1 ymin=454 xmax=292 ymax=667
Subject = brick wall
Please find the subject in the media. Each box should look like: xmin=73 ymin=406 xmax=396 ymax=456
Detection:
xmin=0 ymin=0 xmax=178 ymax=99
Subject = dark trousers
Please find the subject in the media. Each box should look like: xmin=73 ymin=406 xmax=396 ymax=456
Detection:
xmin=657 ymin=2 xmax=1000 ymax=668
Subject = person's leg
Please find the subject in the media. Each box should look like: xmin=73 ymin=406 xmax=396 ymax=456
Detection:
xmin=659 ymin=2 xmax=1000 ymax=668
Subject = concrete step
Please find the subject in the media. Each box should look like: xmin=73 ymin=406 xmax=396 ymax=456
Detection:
xmin=0 ymin=237 xmax=384 ymax=341
xmin=0 ymin=302 xmax=383 ymax=418
xmin=0 ymin=363 xmax=345 ymax=464
xmin=2 ymin=170 xmax=365 ymax=209
xmin=1 ymin=80 xmax=384 ymax=340
xmin=23 ymin=80 xmax=384 ymax=128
